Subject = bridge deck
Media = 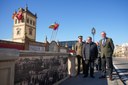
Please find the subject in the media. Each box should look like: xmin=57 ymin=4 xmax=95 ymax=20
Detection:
xmin=60 ymin=67 xmax=123 ymax=85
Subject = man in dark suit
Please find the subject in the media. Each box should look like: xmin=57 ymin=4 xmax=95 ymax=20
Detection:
xmin=82 ymin=36 xmax=98 ymax=78
xmin=99 ymin=31 xmax=114 ymax=81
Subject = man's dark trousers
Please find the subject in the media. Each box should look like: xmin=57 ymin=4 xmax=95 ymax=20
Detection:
xmin=77 ymin=55 xmax=85 ymax=75
xmin=84 ymin=60 xmax=94 ymax=77
xmin=101 ymin=56 xmax=113 ymax=77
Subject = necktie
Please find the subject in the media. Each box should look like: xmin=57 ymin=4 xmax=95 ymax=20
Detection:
xmin=102 ymin=39 xmax=106 ymax=46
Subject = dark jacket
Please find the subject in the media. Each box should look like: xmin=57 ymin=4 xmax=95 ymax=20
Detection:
xmin=99 ymin=37 xmax=114 ymax=57
xmin=82 ymin=42 xmax=98 ymax=61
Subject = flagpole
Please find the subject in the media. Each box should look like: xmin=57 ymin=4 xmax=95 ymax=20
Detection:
xmin=49 ymin=22 xmax=59 ymax=42
xmin=50 ymin=30 xmax=54 ymax=42
xmin=54 ymin=28 xmax=58 ymax=41
xmin=53 ymin=31 xmax=55 ymax=41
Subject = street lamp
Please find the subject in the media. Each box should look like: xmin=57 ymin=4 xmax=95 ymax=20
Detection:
xmin=91 ymin=27 xmax=96 ymax=42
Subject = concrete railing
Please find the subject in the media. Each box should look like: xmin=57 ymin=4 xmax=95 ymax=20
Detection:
xmin=0 ymin=48 xmax=77 ymax=85
xmin=0 ymin=48 xmax=19 ymax=85
xmin=19 ymin=50 xmax=69 ymax=56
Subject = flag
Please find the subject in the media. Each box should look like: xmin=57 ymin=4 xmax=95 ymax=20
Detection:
xmin=49 ymin=22 xmax=59 ymax=30
xmin=12 ymin=12 xmax=17 ymax=19
xmin=16 ymin=11 xmax=23 ymax=20
xmin=12 ymin=10 xmax=23 ymax=20
xmin=54 ymin=23 xmax=59 ymax=30
xmin=49 ymin=24 xmax=55 ymax=29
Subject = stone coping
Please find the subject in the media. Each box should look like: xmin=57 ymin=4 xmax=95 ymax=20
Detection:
xmin=0 ymin=49 xmax=70 ymax=60
xmin=19 ymin=50 xmax=69 ymax=57
xmin=0 ymin=48 xmax=19 ymax=61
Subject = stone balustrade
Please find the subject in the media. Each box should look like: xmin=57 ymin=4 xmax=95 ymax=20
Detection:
xmin=0 ymin=48 xmax=19 ymax=85
xmin=0 ymin=48 xmax=77 ymax=85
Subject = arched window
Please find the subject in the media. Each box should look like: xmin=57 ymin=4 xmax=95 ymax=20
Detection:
xmin=30 ymin=20 xmax=32 ymax=25
xmin=16 ymin=28 xmax=21 ymax=35
xmin=22 ymin=17 xmax=24 ymax=23
xmin=27 ymin=18 xmax=29 ymax=23
xmin=15 ymin=19 xmax=17 ymax=24
xmin=33 ymin=21 xmax=35 ymax=26
xmin=29 ymin=28 xmax=33 ymax=35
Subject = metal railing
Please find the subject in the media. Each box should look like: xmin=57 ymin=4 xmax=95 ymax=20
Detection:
xmin=15 ymin=50 xmax=69 ymax=85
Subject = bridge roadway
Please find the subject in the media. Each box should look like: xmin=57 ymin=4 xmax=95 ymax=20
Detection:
xmin=60 ymin=57 xmax=127 ymax=85
xmin=113 ymin=57 xmax=128 ymax=85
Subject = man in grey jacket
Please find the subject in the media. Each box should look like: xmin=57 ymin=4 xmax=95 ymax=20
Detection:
xmin=99 ymin=31 xmax=114 ymax=81
xmin=82 ymin=36 xmax=98 ymax=78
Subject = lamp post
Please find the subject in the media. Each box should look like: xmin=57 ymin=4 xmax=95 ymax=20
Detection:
xmin=91 ymin=27 xmax=96 ymax=42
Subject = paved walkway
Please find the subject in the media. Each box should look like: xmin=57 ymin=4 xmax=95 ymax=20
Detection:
xmin=59 ymin=57 xmax=128 ymax=85
xmin=60 ymin=69 xmax=123 ymax=85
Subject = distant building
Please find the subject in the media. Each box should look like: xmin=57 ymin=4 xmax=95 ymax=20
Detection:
xmin=0 ymin=6 xmax=48 ymax=51
xmin=59 ymin=40 xmax=77 ymax=50
xmin=12 ymin=7 xmax=37 ymax=43
xmin=0 ymin=6 xmax=70 ymax=52
xmin=114 ymin=43 xmax=128 ymax=57
xmin=0 ymin=40 xmax=25 ymax=50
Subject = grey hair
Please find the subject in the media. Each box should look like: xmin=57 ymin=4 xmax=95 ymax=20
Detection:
xmin=101 ymin=31 xmax=106 ymax=35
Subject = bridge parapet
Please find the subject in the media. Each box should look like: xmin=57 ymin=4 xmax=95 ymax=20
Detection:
xmin=0 ymin=48 xmax=77 ymax=85
xmin=0 ymin=48 xmax=19 ymax=85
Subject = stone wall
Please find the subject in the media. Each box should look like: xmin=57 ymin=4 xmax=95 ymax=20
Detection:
xmin=0 ymin=48 xmax=19 ymax=85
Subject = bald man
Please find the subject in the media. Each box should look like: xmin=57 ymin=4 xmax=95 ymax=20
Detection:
xmin=99 ymin=31 xmax=114 ymax=81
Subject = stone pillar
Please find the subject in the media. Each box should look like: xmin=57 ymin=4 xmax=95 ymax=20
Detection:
xmin=0 ymin=48 xmax=19 ymax=85
xmin=68 ymin=54 xmax=77 ymax=77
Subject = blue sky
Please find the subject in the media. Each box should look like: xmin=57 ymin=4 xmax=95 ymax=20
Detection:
xmin=0 ymin=0 xmax=128 ymax=45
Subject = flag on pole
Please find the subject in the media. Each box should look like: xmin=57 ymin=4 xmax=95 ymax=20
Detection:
xmin=12 ymin=9 xmax=23 ymax=20
xmin=12 ymin=12 xmax=17 ymax=19
xmin=54 ymin=23 xmax=59 ymax=30
xmin=49 ymin=22 xmax=59 ymax=30
xmin=49 ymin=24 xmax=55 ymax=29
xmin=16 ymin=11 xmax=23 ymax=20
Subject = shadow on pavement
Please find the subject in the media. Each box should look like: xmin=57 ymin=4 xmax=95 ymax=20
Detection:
xmin=60 ymin=71 xmax=108 ymax=85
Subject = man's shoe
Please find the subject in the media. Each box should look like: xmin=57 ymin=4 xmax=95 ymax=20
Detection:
xmin=90 ymin=75 xmax=95 ymax=78
xmin=109 ymin=76 xmax=113 ymax=81
xmin=83 ymin=75 xmax=88 ymax=78
xmin=99 ymin=75 xmax=106 ymax=79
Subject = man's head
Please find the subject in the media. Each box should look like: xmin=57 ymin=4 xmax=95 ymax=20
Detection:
xmin=101 ymin=31 xmax=106 ymax=39
xmin=86 ymin=36 xmax=92 ymax=43
xmin=78 ymin=36 xmax=83 ymax=42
